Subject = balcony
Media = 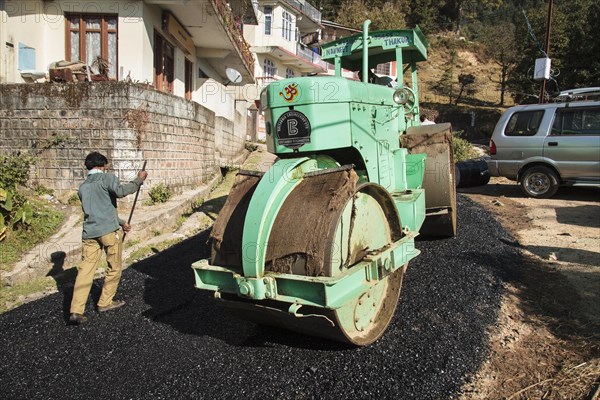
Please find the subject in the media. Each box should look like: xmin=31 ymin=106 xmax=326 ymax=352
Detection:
xmin=283 ymin=0 xmax=321 ymax=23
xmin=296 ymin=42 xmax=326 ymax=69
xmin=280 ymin=0 xmax=323 ymax=33
xmin=145 ymin=0 xmax=256 ymax=83
xmin=211 ymin=0 xmax=256 ymax=75
xmin=253 ymin=44 xmax=325 ymax=74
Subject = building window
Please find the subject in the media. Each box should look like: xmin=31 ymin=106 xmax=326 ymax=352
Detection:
xmin=286 ymin=68 xmax=295 ymax=78
xmin=375 ymin=63 xmax=391 ymax=76
xmin=185 ymin=59 xmax=193 ymax=100
xmin=282 ymin=10 xmax=292 ymax=41
xmin=264 ymin=6 xmax=272 ymax=35
xmin=66 ymin=13 xmax=118 ymax=79
xmin=154 ymin=32 xmax=175 ymax=93
xmin=264 ymin=58 xmax=276 ymax=77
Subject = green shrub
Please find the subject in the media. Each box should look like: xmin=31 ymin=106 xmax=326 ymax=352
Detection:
xmin=0 ymin=154 xmax=34 ymax=190
xmin=0 ymin=186 xmax=32 ymax=231
xmin=452 ymin=131 xmax=478 ymax=163
xmin=67 ymin=194 xmax=80 ymax=206
xmin=0 ymin=154 xmax=35 ymax=231
xmin=0 ymin=197 xmax=64 ymax=270
xmin=34 ymin=185 xmax=54 ymax=196
xmin=147 ymin=183 xmax=172 ymax=205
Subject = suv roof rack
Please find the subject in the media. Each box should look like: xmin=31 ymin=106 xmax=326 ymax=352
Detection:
xmin=555 ymin=87 xmax=600 ymax=102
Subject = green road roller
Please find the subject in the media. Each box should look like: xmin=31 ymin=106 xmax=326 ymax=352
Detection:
xmin=192 ymin=20 xmax=456 ymax=346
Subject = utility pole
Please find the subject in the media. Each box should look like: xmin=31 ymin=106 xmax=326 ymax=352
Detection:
xmin=539 ymin=0 xmax=553 ymax=104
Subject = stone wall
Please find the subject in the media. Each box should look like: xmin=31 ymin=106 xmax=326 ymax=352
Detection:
xmin=0 ymin=82 xmax=247 ymax=202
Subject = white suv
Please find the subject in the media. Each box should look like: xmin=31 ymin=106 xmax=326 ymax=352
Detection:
xmin=487 ymin=89 xmax=600 ymax=198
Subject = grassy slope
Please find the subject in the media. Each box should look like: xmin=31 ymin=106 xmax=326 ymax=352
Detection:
xmin=416 ymin=35 xmax=512 ymax=142
xmin=419 ymin=35 xmax=513 ymax=106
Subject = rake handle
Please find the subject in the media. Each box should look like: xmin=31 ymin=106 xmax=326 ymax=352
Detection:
xmin=123 ymin=160 xmax=147 ymax=241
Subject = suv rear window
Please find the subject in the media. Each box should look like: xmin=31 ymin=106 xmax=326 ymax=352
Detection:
xmin=504 ymin=110 xmax=544 ymax=136
xmin=551 ymin=107 xmax=600 ymax=136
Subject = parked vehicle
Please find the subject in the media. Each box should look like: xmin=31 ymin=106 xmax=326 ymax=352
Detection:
xmin=487 ymin=88 xmax=600 ymax=198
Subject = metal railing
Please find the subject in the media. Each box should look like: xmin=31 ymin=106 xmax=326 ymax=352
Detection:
xmin=296 ymin=43 xmax=326 ymax=69
xmin=283 ymin=0 xmax=321 ymax=24
xmin=211 ymin=0 xmax=255 ymax=74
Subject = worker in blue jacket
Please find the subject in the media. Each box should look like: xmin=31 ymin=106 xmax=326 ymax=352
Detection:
xmin=69 ymin=152 xmax=147 ymax=324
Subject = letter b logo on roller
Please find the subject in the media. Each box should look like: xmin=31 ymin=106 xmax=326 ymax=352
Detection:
xmin=275 ymin=110 xmax=311 ymax=149
xmin=287 ymin=119 xmax=299 ymax=136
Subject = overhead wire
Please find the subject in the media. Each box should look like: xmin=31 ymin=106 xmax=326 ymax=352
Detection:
xmin=521 ymin=7 xmax=548 ymax=58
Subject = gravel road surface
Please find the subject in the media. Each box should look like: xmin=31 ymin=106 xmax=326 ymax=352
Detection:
xmin=0 ymin=195 xmax=520 ymax=399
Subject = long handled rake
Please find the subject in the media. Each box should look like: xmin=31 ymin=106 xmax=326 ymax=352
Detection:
xmin=122 ymin=160 xmax=147 ymax=241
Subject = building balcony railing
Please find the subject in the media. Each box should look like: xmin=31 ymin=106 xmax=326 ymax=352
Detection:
xmin=296 ymin=42 xmax=326 ymax=69
xmin=283 ymin=0 xmax=321 ymax=24
xmin=212 ymin=0 xmax=255 ymax=74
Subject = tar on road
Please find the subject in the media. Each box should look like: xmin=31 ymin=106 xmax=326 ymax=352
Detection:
xmin=0 ymin=196 xmax=521 ymax=400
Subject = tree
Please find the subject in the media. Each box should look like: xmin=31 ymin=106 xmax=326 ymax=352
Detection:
xmin=434 ymin=48 xmax=457 ymax=104
xmin=374 ymin=1 xmax=410 ymax=30
xmin=450 ymin=0 xmax=504 ymax=36
xmin=336 ymin=0 xmax=409 ymax=30
xmin=335 ymin=0 xmax=371 ymax=29
xmin=407 ymin=0 xmax=442 ymax=31
xmin=480 ymin=23 xmax=518 ymax=105
xmin=455 ymin=73 xmax=476 ymax=105
xmin=316 ymin=0 xmax=343 ymax=21
xmin=559 ymin=0 xmax=600 ymax=89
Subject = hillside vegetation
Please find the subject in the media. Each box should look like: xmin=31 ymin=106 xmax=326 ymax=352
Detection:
xmin=317 ymin=0 xmax=599 ymax=105
xmin=415 ymin=36 xmax=507 ymax=141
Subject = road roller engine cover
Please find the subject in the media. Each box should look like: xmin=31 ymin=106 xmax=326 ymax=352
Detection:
xmin=192 ymin=20 xmax=456 ymax=346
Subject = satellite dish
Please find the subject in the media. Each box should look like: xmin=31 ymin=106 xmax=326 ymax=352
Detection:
xmin=225 ymin=67 xmax=243 ymax=85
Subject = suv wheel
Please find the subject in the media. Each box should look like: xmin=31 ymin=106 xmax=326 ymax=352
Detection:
xmin=520 ymin=166 xmax=560 ymax=198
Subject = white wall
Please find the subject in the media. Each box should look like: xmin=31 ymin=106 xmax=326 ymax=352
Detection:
xmin=256 ymin=54 xmax=298 ymax=80
xmin=0 ymin=7 xmax=12 ymax=82
xmin=2 ymin=0 xmax=152 ymax=83
xmin=3 ymin=0 xmax=49 ymax=80
xmin=249 ymin=3 xmax=297 ymax=53
xmin=1 ymin=0 xmax=244 ymax=131
xmin=194 ymin=79 xmax=239 ymax=119
xmin=244 ymin=1 xmax=304 ymax=95
xmin=173 ymin=47 xmax=186 ymax=97
xmin=118 ymin=0 xmax=152 ymax=82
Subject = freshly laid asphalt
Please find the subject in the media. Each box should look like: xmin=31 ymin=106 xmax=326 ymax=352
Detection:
xmin=0 ymin=195 xmax=521 ymax=400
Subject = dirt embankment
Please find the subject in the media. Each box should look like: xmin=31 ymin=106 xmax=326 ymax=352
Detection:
xmin=460 ymin=177 xmax=600 ymax=400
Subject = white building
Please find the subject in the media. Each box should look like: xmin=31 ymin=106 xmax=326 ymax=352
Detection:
xmin=0 ymin=0 xmax=257 ymax=122
xmin=241 ymin=0 xmax=325 ymax=139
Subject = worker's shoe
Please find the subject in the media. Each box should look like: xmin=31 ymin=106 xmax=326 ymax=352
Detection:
xmin=69 ymin=313 xmax=88 ymax=325
xmin=98 ymin=300 xmax=126 ymax=313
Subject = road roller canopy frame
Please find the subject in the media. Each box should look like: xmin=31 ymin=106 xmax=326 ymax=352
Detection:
xmin=191 ymin=20 xmax=456 ymax=345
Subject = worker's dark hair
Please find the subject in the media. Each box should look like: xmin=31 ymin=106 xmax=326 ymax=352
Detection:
xmin=84 ymin=152 xmax=108 ymax=170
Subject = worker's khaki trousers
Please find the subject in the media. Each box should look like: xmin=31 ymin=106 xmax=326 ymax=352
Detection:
xmin=70 ymin=229 xmax=123 ymax=315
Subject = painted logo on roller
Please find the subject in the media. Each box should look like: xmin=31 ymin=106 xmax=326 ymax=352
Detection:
xmin=275 ymin=110 xmax=311 ymax=149
xmin=279 ymin=83 xmax=299 ymax=102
